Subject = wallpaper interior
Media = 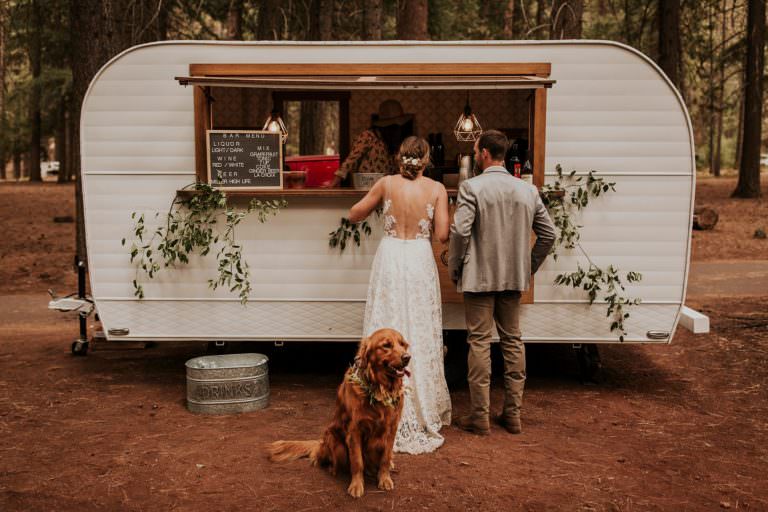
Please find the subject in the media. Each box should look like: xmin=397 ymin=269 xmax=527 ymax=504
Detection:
xmin=211 ymin=88 xmax=531 ymax=162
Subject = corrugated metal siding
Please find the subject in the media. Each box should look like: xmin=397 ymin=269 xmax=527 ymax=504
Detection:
xmin=82 ymin=41 xmax=694 ymax=343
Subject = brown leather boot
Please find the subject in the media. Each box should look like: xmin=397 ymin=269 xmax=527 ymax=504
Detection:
xmin=494 ymin=414 xmax=522 ymax=434
xmin=453 ymin=414 xmax=490 ymax=436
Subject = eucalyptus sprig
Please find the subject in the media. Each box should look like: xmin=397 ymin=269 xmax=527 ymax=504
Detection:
xmin=329 ymin=208 xmax=381 ymax=251
xmin=329 ymin=218 xmax=373 ymax=251
xmin=543 ymin=165 xmax=641 ymax=341
xmin=123 ymin=183 xmax=286 ymax=304
xmin=541 ymin=165 xmax=616 ymax=259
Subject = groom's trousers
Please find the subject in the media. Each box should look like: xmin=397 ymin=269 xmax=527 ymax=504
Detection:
xmin=464 ymin=290 xmax=525 ymax=421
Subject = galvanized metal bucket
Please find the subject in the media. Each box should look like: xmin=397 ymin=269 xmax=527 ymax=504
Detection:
xmin=185 ymin=353 xmax=269 ymax=414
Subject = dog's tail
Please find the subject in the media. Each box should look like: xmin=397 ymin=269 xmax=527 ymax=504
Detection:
xmin=266 ymin=440 xmax=321 ymax=463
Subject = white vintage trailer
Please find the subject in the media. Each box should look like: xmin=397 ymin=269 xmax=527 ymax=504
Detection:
xmin=74 ymin=40 xmax=705 ymax=353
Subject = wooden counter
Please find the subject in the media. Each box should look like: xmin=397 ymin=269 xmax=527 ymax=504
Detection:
xmin=176 ymin=188 xmax=564 ymax=200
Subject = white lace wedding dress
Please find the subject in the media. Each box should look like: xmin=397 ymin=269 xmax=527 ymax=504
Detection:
xmin=362 ymin=176 xmax=452 ymax=454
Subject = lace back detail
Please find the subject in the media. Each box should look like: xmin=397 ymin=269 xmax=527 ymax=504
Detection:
xmin=415 ymin=203 xmax=434 ymax=240
xmin=381 ymin=176 xmax=438 ymax=240
xmin=382 ymin=199 xmax=398 ymax=238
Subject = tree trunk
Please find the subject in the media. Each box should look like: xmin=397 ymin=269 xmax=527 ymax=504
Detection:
xmin=158 ymin=0 xmax=168 ymax=40
xmin=28 ymin=0 xmax=42 ymax=182
xmin=551 ymin=0 xmax=583 ymax=39
xmin=735 ymin=73 xmax=745 ymax=169
xmin=319 ymin=0 xmax=332 ymax=40
xmin=308 ymin=0 xmax=333 ymax=41
xmin=69 ymin=0 xmax=161 ymax=264
xmin=712 ymin=0 xmax=727 ymax=177
xmin=13 ymin=151 xmax=21 ymax=181
xmin=536 ymin=0 xmax=547 ymax=37
xmin=0 ymin=1 xmax=6 ymax=181
xmin=657 ymin=0 xmax=681 ymax=88
xmin=66 ymin=104 xmax=76 ymax=181
xmin=503 ymin=0 xmax=515 ymax=39
xmin=227 ymin=0 xmax=244 ymax=39
xmin=257 ymin=0 xmax=281 ymax=40
xmin=733 ymin=0 xmax=764 ymax=198
xmin=397 ymin=0 xmax=429 ymax=40
xmin=623 ymin=0 xmax=632 ymax=44
xmin=56 ymin=99 xmax=69 ymax=183
xmin=363 ymin=0 xmax=382 ymax=40
xmin=706 ymin=0 xmax=716 ymax=175
xmin=713 ymin=102 xmax=723 ymax=177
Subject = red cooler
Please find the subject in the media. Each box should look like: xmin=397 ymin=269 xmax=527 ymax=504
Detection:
xmin=285 ymin=155 xmax=341 ymax=188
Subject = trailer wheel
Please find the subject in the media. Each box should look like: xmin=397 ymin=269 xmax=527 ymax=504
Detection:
xmin=71 ymin=340 xmax=89 ymax=356
xmin=575 ymin=344 xmax=601 ymax=383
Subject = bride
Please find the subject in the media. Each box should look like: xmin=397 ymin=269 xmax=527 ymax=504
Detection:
xmin=348 ymin=136 xmax=452 ymax=454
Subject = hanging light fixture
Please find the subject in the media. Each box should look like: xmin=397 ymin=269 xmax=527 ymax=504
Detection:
xmin=262 ymin=107 xmax=288 ymax=143
xmin=453 ymin=92 xmax=483 ymax=142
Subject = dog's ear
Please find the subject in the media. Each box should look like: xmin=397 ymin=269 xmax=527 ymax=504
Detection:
xmin=356 ymin=336 xmax=371 ymax=368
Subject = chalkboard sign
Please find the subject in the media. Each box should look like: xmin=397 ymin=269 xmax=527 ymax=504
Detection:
xmin=206 ymin=130 xmax=283 ymax=189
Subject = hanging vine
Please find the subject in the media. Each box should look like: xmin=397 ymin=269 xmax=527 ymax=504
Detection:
xmin=328 ymin=208 xmax=381 ymax=251
xmin=541 ymin=165 xmax=643 ymax=341
xmin=123 ymin=183 xmax=286 ymax=304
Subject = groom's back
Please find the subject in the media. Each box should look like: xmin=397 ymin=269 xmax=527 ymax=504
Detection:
xmin=457 ymin=167 xmax=545 ymax=293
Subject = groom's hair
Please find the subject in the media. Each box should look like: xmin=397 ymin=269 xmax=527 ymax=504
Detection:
xmin=477 ymin=130 xmax=509 ymax=161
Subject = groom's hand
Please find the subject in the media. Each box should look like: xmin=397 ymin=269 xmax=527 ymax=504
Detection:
xmin=450 ymin=266 xmax=460 ymax=285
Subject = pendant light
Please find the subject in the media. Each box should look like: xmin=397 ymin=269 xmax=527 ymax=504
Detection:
xmin=453 ymin=92 xmax=483 ymax=142
xmin=263 ymin=107 xmax=288 ymax=143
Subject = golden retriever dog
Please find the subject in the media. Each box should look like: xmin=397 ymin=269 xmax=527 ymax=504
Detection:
xmin=266 ymin=328 xmax=411 ymax=498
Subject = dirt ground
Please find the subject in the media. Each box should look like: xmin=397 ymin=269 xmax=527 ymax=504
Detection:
xmin=1 ymin=178 xmax=767 ymax=511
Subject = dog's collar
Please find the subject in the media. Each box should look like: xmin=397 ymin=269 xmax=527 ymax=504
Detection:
xmin=347 ymin=362 xmax=401 ymax=409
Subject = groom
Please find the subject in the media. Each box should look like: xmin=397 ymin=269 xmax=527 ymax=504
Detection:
xmin=448 ymin=130 xmax=556 ymax=435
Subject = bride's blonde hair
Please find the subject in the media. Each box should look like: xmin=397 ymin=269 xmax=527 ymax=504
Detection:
xmin=396 ymin=137 xmax=430 ymax=180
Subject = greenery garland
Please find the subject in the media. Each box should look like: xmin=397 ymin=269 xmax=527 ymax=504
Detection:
xmin=541 ymin=165 xmax=642 ymax=341
xmin=329 ymin=217 xmax=373 ymax=251
xmin=345 ymin=364 xmax=402 ymax=408
xmin=328 ymin=208 xmax=381 ymax=251
xmin=123 ymin=183 xmax=286 ymax=304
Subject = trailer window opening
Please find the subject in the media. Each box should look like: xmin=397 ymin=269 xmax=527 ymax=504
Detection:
xmin=183 ymin=63 xmax=553 ymax=189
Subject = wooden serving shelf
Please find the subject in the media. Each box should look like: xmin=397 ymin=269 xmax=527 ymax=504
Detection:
xmin=175 ymin=188 xmax=565 ymax=200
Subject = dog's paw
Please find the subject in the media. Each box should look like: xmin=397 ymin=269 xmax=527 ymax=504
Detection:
xmin=347 ymin=479 xmax=365 ymax=498
xmin=389 ymin=460 xmax=397 ymax=472
xmin=378 ymin=475 xmax=394 ymax=491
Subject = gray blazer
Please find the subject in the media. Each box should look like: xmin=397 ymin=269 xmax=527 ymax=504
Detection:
xmin=448 ymin=166 xmax=556 ymax=293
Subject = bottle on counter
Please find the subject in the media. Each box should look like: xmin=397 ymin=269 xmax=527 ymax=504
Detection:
xmin=510 ymin=155 xmax=521 ymax=178
xmin=521 ymin=160 xmax=533 ymax=185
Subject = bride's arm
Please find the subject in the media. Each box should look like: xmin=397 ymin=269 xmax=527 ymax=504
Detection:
xmin=433 ymin=184 xmax=450 ymax=243
xmin=348 ymin=177 xmax=385 ymax=223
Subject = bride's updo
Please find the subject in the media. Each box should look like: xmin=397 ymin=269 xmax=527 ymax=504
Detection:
xmin=396 ymin=136 xmax=430 ymax=180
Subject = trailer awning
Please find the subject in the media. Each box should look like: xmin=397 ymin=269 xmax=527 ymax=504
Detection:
xmin=175 ymin=74 xmax=555 ymax=90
